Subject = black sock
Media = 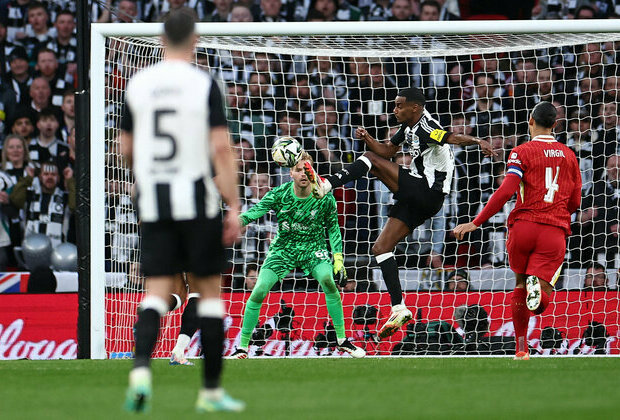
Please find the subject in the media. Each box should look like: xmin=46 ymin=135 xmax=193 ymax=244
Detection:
xmin=180 ymin=297 xmax=199 ymax=337
xmin=133 ymin=308 xmax=160 ymax=368
xmin=200 ymin=317 xmax=224 ymax=389
xmin=326 ymin=158 xmax=371 ymax=189
xmin=378 ymin=256 xmax=403 ymax=306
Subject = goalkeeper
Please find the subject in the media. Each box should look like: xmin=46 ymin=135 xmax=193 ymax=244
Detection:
xmin=231 ymin=152 xmax=365 ymax=358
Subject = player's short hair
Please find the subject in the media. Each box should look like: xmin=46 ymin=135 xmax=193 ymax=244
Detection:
xmin=163 ymin=7 xmax=197 ymax=47
xmin=397 ymin=87 xmax=426 ymax=106
xmin=531 ymin=101 xmax=557 ymax=128
xmin=28 ymin=1 xmax=48 ymax=14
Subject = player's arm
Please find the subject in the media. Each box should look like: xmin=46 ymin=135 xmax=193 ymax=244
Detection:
xmin=208 ymin=80 xmax=242 ymax=245
xmin=239 ymin=190 xmax=277 ymax=226
xmin=445 ymin=132 xmax=496 ymax=157
xmin=453 ymin=173 xmax=520 ymax=240
xmin=325 ymin=195 xmax=346 ymax=286
xmin=356 ymin=127 xmax=400 ymax=159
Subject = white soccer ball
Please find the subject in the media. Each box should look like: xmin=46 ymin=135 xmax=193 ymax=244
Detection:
xmin=271 ymin=136 xmax=303 ymax=167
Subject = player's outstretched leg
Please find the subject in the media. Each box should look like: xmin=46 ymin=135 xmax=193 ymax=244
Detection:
xmin=313 ymin=263 xmax=366 ymax=358
xmin=170 ymin=293 xmax=200 ymax=366
xmin=125 ymin=295 xmax=168 ymax=412
xmin=304 ymin=155 xmax=372 ymax=198
xmin=195 ymin=297 xmax=245 ymax=413
xmin=234 ymin=268 xmax=280 ymax=358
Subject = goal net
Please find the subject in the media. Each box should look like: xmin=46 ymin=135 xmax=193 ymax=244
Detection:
xmin=93 ymin=22 xmax=620 ymax=358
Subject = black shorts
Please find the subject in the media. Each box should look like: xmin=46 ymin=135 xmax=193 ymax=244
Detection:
xmin=389 ymin=166 xmax=446 ymax=231
xmin=140 ymin=217 xmax=224 ymax=277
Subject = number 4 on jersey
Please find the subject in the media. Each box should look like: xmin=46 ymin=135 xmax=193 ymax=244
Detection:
xmin=544 ymin=166 xmax=560 ymax=203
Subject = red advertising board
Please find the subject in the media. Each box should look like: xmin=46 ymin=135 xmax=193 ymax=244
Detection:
xmin=0 ymin=294 xmax=77 ymax=360
xmin=1 ymin=291 xmax=618 ymax=360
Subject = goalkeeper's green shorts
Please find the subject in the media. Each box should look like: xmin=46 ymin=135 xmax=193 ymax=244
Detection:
xmin=261 ymin=247 xmax=331 ymax=279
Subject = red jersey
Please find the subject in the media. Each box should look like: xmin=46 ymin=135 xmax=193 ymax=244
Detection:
xmin=505 ymin=135 xmax=582 ymax=234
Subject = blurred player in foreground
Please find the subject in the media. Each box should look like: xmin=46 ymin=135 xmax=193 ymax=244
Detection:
xmin=454 ymin=101 xmax=581 ymax=360
xmin=231 ymin=152 xmax=365 ymax=359
xmin=120 ymin=8 xmax=244 ymax=412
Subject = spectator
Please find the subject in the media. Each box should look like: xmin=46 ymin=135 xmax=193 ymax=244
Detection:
xmin=419 ymin=0 xmax=441 ymax=21
xmin=29 ymin=108 xmax=70 ymax=174
xmin=34 ymin=48 xmax=71 ymax=106
xmin=239 ymin=172 xmax=275 ymax=262
xmin=230 ymin=3 xmax=254 ymax=22
xmin=485 ymin=163 xmax=514 ymax=266
xmin=98 ymin=0 xmax=140 ymax=23
xmin=276 ymin=111 xmax=302 ymax=138
xmin=389 ymin=0 xmax=416 ymax=21
xmin=302 ymin=99 xmax=352 ymax=174
xmin=7 ymin=106 xmax=36 ymax=143
xmin=10 ymin=160 xmax=75 ymax=248
xmin=244 ymin=263 xmax=259 ymax=290
xmin=1 ymin=134 xmax=30 ymax=181
xmin=37 ymin=9 xmax=77 ymax=77
xmin=307 ymin=56 xmax=347 ymax=113
xmin=256 ymin=0 xmax=287 ymax=21
xmin=349 ymin=58 xmax=398 ymax=142
xmin=565 ymin=110 xmax=598 ymax=193
xmin=465 ymin=73 xmax=509 ymax=139
xmin=6 ymin=0 xmax=31 ymax=43
xmin=59 ymin=89 xmax=74 ymax=143
xmin=2 ymin=46 xmax=31 ymax=112
xmin=583 ymin=262 xmax=608 ymax=291
xmin=572 ymin=155 xmax=620 ymax=265
xmin=286 ymin=74 xmax=314 ymax=125
xmin=21 ymin=2 xmax=55 ymax=61
xmin=207 ymin=0 xmax=233 ymax=21
xmin=445 ymin=269 xmax=469 ymax=292
xmin=307 ymin=0 xmax=338 ymax=21
xmin=367 ymin=0 xmax=392 ymax=21
xmin=0 ymin=19 xmax=18 ymax=78
xmin=29 ymin=76 xmax=55 ymax=113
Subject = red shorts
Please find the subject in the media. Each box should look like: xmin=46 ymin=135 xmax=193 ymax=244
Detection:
xmin=506 ymin=220 xmax=566 ymax=285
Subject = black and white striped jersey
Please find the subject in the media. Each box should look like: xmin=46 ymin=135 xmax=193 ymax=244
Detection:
xmin=121 ymin=60 xmax=227 ymax=222
xmin=390 ymin=109 xmax=454 ymax=195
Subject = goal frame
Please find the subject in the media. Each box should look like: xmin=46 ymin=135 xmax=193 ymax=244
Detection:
xmin=89 ymin=19 xmax=620 ymax=359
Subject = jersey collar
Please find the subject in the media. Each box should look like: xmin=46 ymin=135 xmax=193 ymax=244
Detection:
xmin=532 ymin=135 xmax=556 ymax=143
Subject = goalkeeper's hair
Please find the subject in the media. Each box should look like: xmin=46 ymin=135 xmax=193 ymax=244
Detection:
xmin=531 ymin=101 xmax=557 ymax=128
xmin=398 ymin=87 xmax=426 ymax=106
xmin=300 ymin=151 xmax=314 ymax=164
xmin=163 ymin=7 xmax=196 ymax=47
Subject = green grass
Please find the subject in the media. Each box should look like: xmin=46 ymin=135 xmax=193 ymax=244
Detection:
xmin=0 ymin=358 xmax=618 ymax=419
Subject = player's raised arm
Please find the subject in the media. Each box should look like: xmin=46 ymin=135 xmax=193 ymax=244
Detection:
xmin=453 ymin=172 xmax=521 ymax=240
xmin=355 ymin=126 xmax=400 ymax=159
xmin=445 ymin=132 xmax=497 ymax=157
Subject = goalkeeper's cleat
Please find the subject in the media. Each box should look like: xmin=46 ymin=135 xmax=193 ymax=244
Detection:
xmin=513 ymin=351 xmax=530 ymax=361
xmin=230 ymin=348 xmax=248 ymax=359
xmin=169 ymin=353 xmax=194 ymax=366
xmin=337 ymin=339 xmax=366 ymax=358
xmin=378 ymin=304 xmax=413 ymax=340
xmin=124 ymin=367 xmax=152 ymax=413
xmin=303 ymin=161 xmax=332 ymax=199
xmin=195 ymin=389 xmax=245 ymax=413
xmin=525 ymin=275 xmax=542 ymax=312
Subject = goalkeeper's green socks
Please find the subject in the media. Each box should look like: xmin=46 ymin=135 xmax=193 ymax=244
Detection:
xmin=325 ymin=290 xmax=346 ymax=343
xmin=240 ymin=299 xmax=263 ymax=349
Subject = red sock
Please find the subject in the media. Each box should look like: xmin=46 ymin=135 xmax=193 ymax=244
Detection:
xmin=533 ymin=291 xmax=550 ymax=315
xmin=511 ymin=287 xmax=530 ymax=353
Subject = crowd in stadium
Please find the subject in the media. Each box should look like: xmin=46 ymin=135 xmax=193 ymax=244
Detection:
xmin=0 ymin=0 xmax=618 ymax=292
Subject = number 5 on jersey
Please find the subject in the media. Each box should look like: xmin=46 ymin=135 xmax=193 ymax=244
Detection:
xmin=544 ymin=166 xmax=560 ymax=203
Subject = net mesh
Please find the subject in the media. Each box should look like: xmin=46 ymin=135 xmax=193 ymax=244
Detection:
xmin=103 ymin=32 xmax=620 ymax=358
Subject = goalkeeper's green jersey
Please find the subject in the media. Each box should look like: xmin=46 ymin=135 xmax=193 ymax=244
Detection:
xmin=239 ymin=181 xmax=342 ymax=254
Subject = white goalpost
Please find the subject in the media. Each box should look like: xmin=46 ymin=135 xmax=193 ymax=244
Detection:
xmin=90 ymin=20 xmax=620 ymax=359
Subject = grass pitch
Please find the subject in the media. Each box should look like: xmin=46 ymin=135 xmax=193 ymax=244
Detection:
xmin=0 ymin=357 xmax=618 ymax=419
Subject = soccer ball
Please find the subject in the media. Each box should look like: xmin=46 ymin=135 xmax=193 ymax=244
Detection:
xmin=271 ymin=136 xmax=303 ymax=167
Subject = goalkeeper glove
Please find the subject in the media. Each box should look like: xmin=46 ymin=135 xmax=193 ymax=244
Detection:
xmin=333 ymin=253 xmax=348 ymax=287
